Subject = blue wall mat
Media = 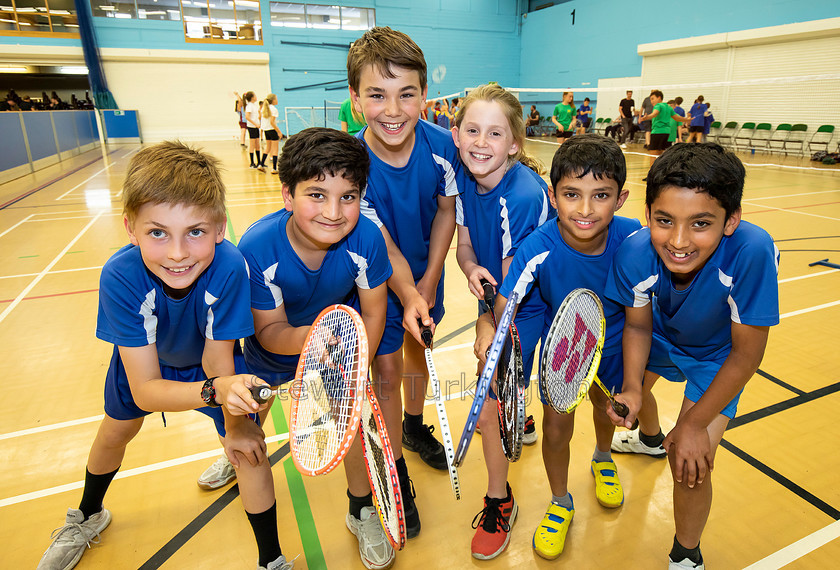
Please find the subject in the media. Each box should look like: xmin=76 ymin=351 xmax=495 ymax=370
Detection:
xmin=53 ymin=112 xmax=79 ymax=153
xmin=74 ymin=111 xmax=96 ymax=145
xmin=102 ymin=110 xmax=140 ymax=138
xmin=0 ymin=114 xmax=30 ymax=171
xmin=22 ymin=113 xmax=59 ymax=162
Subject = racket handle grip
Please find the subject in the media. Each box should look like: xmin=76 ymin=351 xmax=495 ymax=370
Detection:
xmin=417 ymin=318 xmax=433 ymax=348
xmin=612 ymin=400 xmax=629 ymax=418
xmin=479 ymin=278 xmax=494 ymax=308
xmin=250 ymin=384 xmax=273 ymax=405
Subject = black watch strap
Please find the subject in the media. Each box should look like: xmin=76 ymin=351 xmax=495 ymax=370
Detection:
xmin=201 ymin=377 xmax=221 ymax=408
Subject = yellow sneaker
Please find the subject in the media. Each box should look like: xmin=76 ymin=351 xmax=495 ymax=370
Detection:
xmin=591 ymin=459 xmax=624 ymax=508
xmin=532 ymin=500 xmax=574 ymax=560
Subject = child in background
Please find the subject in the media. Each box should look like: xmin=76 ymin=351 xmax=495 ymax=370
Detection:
xmin=239 ymin=128 xmax=395 ymax=570
xmin=347 ymin=26 xmax=464 ymax=539
xmin=37 ymin=141 xmax=291 ymax=570
xmin=606 ymin=143 xmax=779 ymax=569
xmin=476 ymin=134 xmax=641 ymax=560
xmin=687 ymin=96 xmax=707 ymax=143
xmin=576 ymin=97 xmax=592 ymax=135
xmin=639 ymin=90 xmax=691 ymax=157
xmin=340 ymin=96 xmax=367 ymax=135
xmin=703 ymin=103 xmax=714 ymax=143
xmin=452 ymin=83 xmax=552 ymax=560
xmin=673 ymin=97 xmax=686 ymax=142
xmin=244 ymin=91 xmax=262 ymax=169
xmin=235 ymin=91 xmax=248 ymax=147
xmin=552 ymin=91 xmax=576 ymax=145
xmin=258 ymin=94 xmax=282 ymax=174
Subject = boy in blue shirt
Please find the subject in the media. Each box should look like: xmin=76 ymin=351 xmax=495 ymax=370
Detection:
xmin=238 ymin=128 xmax=395 ymax=570
xmin=37 ymin=141 xmax=291 ymax=570
xmin=476 ymin=134 xmax=642 ymax=560
xmin=605 ymin=143 xmax=780 ymax=569
xmin=347 ymin=26 xmax=463 ymax=536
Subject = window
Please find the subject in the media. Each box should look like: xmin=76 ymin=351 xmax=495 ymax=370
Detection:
xmin=269 ymin=2 xmax=373 ymax=31
xmin=0 ymin=0 xmax=79 ymax=36
xmin=182 ymin=0 xmax=262 ymax=43
xmin=91 ymin=0 xmax=180 ymax=20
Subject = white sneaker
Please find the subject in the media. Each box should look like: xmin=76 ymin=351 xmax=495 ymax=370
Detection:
xmin=260 ymin=554 xmax=297 ymax=570
xmin=669 ymin=556 xmax=705 ymax=569
xmin=346 ymin=506 xmax=396 ymax=569
xmin=37 ymin=508 xmax=112 ymax=570
xmin=611 ymin=428 xmax=667 ymax=458
xmin=198 ymin=456 xmax=237 ymax=490
xmin=620 ymin=143 xmax=628 ymax=148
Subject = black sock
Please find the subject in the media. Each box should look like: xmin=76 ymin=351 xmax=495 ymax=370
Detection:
xmin=249 ymin=152 xmax=255 ymax=166
xmin=347 ymin=489 xmax=374 ymax=519
xmin=670 ymin=536 xmax=702 ymax=564
xmin=260 ymin=153 xmax=267 ymax=167
xmin=272 ymin=155 xmax=278 ymax=170
xmin=255 ymin=150 xmax=261 ymax=165
xmin=396 ymin=455 xmax=409 ymax=482
xmin=640 ymin=429 xmax=665 ymax=447
xmin=246 ymin=502 xmax=282 ymax=568
xmin=78 ymin=467 xmax=119 ymax=520
xmin=403 ymin=411 xmax=423 ymax=433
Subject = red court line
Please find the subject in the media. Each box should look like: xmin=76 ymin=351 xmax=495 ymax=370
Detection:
xmin=0 ymin=148 xmax=120 ymax=211
xmin=0 ymin=288 xmax=98 ymax=304
xmin=744 ymin=200 xmax=840 ymax=216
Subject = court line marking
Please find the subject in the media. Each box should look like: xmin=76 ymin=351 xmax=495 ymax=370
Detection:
xmin=0 ymin=213 xmax=34 ymax=239
xmin=0 ymin=414 xmax=104 ymax=440
xmin=54 ymin=165 xmax=113 ymax=201
xmin=778 ymin=269 xmax=838 ymax=283
xmin=0 ymin=212 xmax=103 ymax=326
xmin=780 ymin=300 xmax=840 ymax=319
xmin=748 ymin=189 xmax=840 ymax=201
xmin=0 ymin=266 xmax=102 ymax=281
xmin=743 ymin=520 xmax=840 ymax=569
xmin=742 ymin=200 xmax=840 ymax=222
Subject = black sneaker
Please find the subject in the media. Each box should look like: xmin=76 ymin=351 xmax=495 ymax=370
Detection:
xmin=402 ymin=421 xmax=448 ymax=470
xmin=400 ymin=475 xmax=421 ymax=539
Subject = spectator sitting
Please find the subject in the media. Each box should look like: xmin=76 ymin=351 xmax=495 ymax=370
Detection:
xmin=20 ymin=96 xmax=33 ymax=111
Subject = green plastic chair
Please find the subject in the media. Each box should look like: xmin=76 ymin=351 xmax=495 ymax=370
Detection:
xmin=708 ymin=121 xmax=722 ymax=142
xmin=767 ymin=123 xmax=792 ymax=153
xmin=749 ymin=123 xmax=772 ymax=150
xmin=717 ymin=121 xmax=738 ymax=146
xmin=808 ymin=125 xmax=835 ymax=154
xmin=783 ymin=124 xmax=808 ymax=155
xmin=734 ymin=122 xmax=756 ymax=149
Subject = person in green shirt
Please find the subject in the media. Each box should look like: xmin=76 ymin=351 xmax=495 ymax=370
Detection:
xmin=339 ymin=97 xmax=366 ymax=135
xmin=552 ymin=91 xmax=576 ymax=145
xmin=667 ymin=100 xmax=679 ymax=144
xmin=639 ymin=90 xmax=691 ymax=156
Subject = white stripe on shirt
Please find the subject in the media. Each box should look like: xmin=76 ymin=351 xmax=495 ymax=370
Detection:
xmin=360 ymin=197 xmax=383 ymax=228
xmin=204 ymin=291 xmax=218 ymax=340
xmin=263 ymin=262 xmax=284 ymax=308
xmin=140 ymin=289 xmax=157 ymax=344
xmin=432 ymin=153 xmax=459 ymax=196
xmin=500 ymin=196 xmax=513 ymax=258
xmin=349 ymin=251 xmax=371 ymax=289
xmin=718 ymin=269 xmax=741 ymax=323
xmin=512 ymin=251 xmax=550 ymax=299
xmin=632 ymin=274 xmax=658 ymax=308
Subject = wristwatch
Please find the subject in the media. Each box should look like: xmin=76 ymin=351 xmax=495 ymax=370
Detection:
xmin=201 ymin=377 xmax=221 ymax=407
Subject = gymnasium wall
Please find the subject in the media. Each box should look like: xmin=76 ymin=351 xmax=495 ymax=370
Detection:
xmin=519 ymin=0 xmax=840 ymax=120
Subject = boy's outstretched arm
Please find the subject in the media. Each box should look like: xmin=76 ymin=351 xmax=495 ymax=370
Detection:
xmin=608 ymin=304 xmax=652 ymax=429
xmin=202 ymin=338 xmax=270 ymax=415
xmin=664 ymin=322 xmax=769 ymax=488
xmin=379 ymin=226 xmax=431 ymax=345
xmin=417 ymin=194 xmax=456 ymax=314
xmin=252 ymin=304 xmax=310 ymax=356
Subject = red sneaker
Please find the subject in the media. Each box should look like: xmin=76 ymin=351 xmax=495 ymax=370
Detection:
xmin=470 ymin=484 xmax=518 ymax=560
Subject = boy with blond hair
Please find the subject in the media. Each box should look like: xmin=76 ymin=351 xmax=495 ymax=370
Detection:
xmin=37 ymin=141 xmax=292 ymax=570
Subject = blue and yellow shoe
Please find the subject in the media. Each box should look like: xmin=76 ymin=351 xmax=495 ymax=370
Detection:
xmin=532 ymin=499 xmax=574 ymax=560
xmin=591 ymin=459 xmax=624 ymax=508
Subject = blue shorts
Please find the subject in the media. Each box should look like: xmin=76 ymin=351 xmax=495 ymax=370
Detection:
xmin=377 ymin=278 xmax=445 ymax=356
xmin=479 ymin=300 xmax=540 ymax=400
xmin=647 ymin=330 xmax=741 ymax=419
xmin=537 ymin=351 xmax=624 ymax=406
xmin=640 ymin=120 xmax=651 ymax=132
xmin=103 ymin=344 xmax=253 ymax=437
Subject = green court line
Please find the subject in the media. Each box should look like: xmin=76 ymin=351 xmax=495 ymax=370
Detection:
xmin=226 ymin=208 xmax=239 ymax=245
xmin=18 ymin=255 xmax=39 ymax=258
xmin=270 ymin=401 xmax=326 ymax=569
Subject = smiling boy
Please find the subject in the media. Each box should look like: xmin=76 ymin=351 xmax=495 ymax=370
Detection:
xmin=238 ymin=128 xmax=395 ymax=570
xmin=605 ymin=143 xmax=780 ymax=569
xmin=37 ymin=141 xmax=290 ymax=570
xmin=347 ymin=26 xmax=464 ymax=538
xmin=475 ymin=134 xmax=641 ymax=559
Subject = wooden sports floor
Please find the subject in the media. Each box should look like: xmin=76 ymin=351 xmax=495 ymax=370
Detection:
xmin=1 ymin=138 xmax=839 ymax=569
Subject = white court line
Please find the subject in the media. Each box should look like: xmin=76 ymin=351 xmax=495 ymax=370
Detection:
xmin=778 ymin=269 xmax=839 ymax=284
xmin=0 ymin=214 xmax=34 ymax=239
xmin=0 ymin=414 xmax=103 ymax=440
xmin=0 ymin=213 xmax=103 ymax=326
xmin=743 ymin=519 xmax=840 ymax=569
xmin=743 ymin=200 xmax=840 ymax=222
xmin=780 ymin=300 xmax=840 ymax=319
xmin=748 ymin=189 xmax=840 ymax=201
xmin=54 ymin=166 xmax=111 ymax=201
xmin=433 ymin=341 xmax=473 ymax=354
xmin=0 ymin=265 xmax=103 ymax=281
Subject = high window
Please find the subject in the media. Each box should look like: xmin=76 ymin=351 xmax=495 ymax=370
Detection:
xmin=0 ymin=0 xmax=79 ymax=37
xmin=269 ymin=3 xmax=373 ymax=31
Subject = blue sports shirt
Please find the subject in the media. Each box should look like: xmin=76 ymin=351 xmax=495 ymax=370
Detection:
xmin=238 ymin=209 xmax=392 ymax=373
xmin=358 ymin=119 xmax=463 ymax=280
xmin=96 ymin=240 xmax=254 ymax=369
xmin=499 ymin=216 xmax=643 ymax=356
xmin=605 ymin=221 xmax=780 ymax=364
